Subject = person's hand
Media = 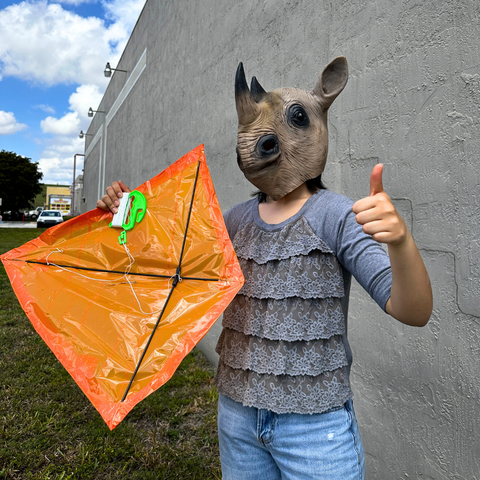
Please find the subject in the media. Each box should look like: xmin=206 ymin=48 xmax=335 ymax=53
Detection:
xmin=96 ymin=181 xmax=131 ymax=214
xmin=352 ymin=164 xmax=407 ymax=245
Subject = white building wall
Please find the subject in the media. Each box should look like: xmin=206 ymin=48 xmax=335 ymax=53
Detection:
xmin=84 ymin=1 xmax=480 ymax=477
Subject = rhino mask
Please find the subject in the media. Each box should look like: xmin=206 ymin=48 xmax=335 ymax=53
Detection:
xmin=235 ymin=56 xmax=348 ymax=201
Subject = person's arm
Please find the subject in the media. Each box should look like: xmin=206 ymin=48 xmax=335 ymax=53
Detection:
xmin=96 ymin=180 xmax=131 ymax=213
xmin=352 ymin=164 xmax=432 ymax=327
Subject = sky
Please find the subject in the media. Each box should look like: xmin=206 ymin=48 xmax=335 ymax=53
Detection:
xmin=0 ymin=0 xmax=146 ymax=185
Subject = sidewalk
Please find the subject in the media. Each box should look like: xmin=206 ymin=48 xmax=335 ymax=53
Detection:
xmin=0 ymin=222 xmax=38 ymax=228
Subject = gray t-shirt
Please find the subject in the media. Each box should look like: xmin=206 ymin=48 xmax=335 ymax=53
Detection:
xmin=215 ymin=189 xmax=392 ymax=414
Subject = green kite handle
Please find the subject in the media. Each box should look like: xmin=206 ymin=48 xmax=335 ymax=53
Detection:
xmin=123 ymin=190 xmax=147 ymax=231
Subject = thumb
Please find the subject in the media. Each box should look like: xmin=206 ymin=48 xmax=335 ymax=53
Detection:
xmin=370 ymin=163 xmax=384 ymax=196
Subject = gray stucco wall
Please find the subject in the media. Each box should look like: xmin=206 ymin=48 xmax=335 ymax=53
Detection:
xmin=84 ymin=1 xmax=480 ymax=477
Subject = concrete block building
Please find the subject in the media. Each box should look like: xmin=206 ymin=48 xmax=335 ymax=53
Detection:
xmin=83 ymin=1 xmax=480 ymax=477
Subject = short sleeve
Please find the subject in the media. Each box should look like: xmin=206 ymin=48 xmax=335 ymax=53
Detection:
xmin=223 ymin=199 xmax=256 ymax=241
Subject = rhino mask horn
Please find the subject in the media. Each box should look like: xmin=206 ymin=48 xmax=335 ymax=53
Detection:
xmin=250 ymin=76 xmax=267 ymax=102
xmin=235 ymin=62 xmax=260 ymax=125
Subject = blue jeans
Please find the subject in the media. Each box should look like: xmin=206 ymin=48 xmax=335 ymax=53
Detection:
xmin=218 ymin=394 xmax=365 ymax=480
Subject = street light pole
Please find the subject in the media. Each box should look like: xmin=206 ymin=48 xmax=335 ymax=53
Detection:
xmin=73 ymin=154 xmax=85 ymax=216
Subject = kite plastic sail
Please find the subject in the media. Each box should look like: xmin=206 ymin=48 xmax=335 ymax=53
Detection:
xmin=1 ymin=145 xmax=244 ymax=430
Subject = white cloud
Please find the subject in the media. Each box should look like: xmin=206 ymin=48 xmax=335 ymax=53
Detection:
xmin=41 ymin=112 xmax=80 ymax=135
xmin=103 ymin=0 xmax=146 ymax=33
xmin=38 ymin=83 xmax=103 ymax=182
xmin=69 ymin=84 xmax=104 ymax=122
xmin=38 ymin=136 xmax=85 ymax=184
xmin=40 ymin=83 xmax=103 ymax=136
xmin=57 ymin=0 xmax=97 ymax=5
xmin=34 ymin=104 xmax=56 ymax=114
xmin=0 ymin=110 xmax=27 ymax=135
xmin=0 ymin=1 xmax=127 ymax=86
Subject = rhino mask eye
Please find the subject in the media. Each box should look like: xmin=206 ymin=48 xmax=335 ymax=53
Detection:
xmin=287 ymin=104 xmax=310 ymax=128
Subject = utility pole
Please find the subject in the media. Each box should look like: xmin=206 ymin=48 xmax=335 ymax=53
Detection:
xmin=73 ymin=154 xmax=85 ymax=216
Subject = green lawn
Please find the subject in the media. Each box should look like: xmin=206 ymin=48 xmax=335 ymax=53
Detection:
xmin=0 ymin=229 xmax=221 ymax=480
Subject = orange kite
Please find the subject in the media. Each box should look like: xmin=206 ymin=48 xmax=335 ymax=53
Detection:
xmin=1 ymin=145 xmax=244 ymax=429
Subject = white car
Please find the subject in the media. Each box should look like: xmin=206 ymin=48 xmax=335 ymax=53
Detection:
xmin=37 ymin=210 xmax=64 ymax=228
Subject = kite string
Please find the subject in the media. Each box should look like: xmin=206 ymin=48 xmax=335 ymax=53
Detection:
xmin=45 ymin=249 xmax=126 ymax=283
xmin=45 ymin=247 xmax=177 ymax=316
xmin=121 ymin=243 xmax=181 ymax=315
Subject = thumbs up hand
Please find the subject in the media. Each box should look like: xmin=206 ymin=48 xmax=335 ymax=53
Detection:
xmin=352 ymin=164 xmax=433 ymax=326
xmin=352 ymin=164 xmax=407 ymax=245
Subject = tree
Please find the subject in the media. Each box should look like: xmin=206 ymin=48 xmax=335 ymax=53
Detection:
xmin=0 ymin=150 xmax=43 ymax=215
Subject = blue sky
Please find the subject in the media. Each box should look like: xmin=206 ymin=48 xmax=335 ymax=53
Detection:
xmin=0 ymin=0 xmax=146 ymax=185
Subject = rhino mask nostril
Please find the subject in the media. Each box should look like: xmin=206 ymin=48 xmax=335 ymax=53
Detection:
xmin=262 ymin=139 xmax=276 ymax=152
xmin=257 ymin=135 xmax=279 ymax=157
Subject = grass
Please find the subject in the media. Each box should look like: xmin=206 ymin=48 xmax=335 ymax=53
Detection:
xmin=0 ymin=229 xmax=221 ymax=479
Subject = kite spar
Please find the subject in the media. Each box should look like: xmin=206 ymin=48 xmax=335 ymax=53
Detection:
xmin=119 ymin=160 xmax=201 ymax=402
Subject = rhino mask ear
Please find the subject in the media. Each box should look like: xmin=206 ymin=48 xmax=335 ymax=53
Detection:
xmin=235 ymin=62 xmax=261 ymax=125
xmin=312 ymin=56 xmax=349 ymax=110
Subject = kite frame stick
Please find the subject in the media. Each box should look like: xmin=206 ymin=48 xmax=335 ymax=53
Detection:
xmin=121 ymin=160 xmax=202 ymax=402
xmin=16 ymin=260 xmax=218 ymax=282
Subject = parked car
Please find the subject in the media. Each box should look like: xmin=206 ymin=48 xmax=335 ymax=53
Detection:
xmin=29 ymin=206 xmax=44 ymax=220
xmin=37 ymin=210 xmax=64 ymax=228
xmin=2 ymin=210 xmax=22 ymax=221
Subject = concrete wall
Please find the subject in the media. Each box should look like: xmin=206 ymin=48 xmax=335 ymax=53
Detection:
xmin=84 ymin=1 xmax=480 ymax=477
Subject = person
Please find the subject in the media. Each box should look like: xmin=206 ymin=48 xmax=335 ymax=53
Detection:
xmin=97 ymin=57 xmax=432 ymax=480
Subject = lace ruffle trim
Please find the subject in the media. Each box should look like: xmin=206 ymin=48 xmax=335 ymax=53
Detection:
xmin=215 ymin=361 xmax=353 ymax=415
xmin=223 ymin=295 xmax=345 ymax=341
xmin=216 ymin=328 xmax=349 ymax=376
xmin=233 ymin=217 xmax=332 ymax=265
xmin=238 ymin=251 xmax=344 ymax=300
